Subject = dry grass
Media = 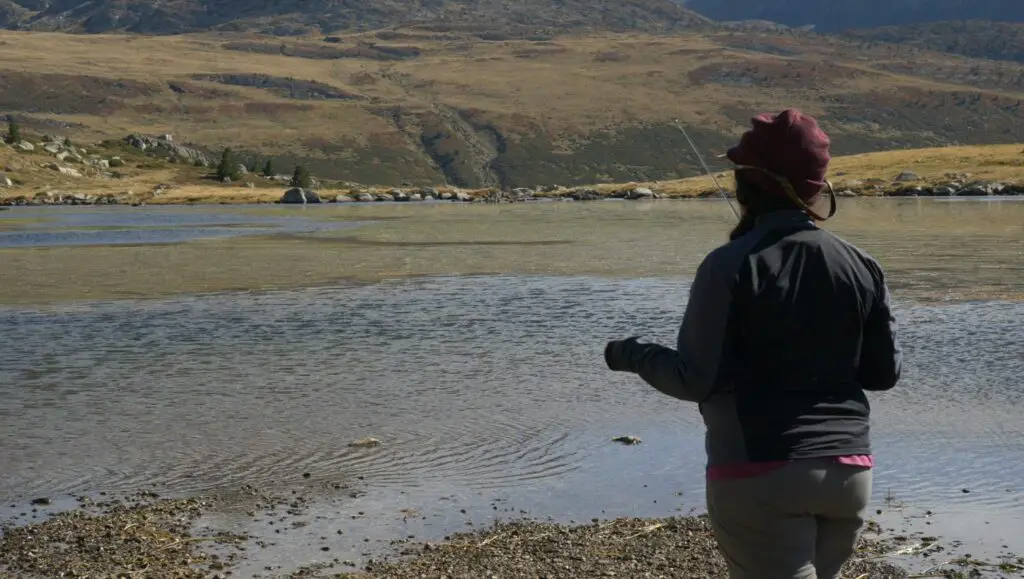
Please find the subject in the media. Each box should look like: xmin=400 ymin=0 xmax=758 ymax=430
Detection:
xmin=631 ymin=144 xmax=1024 ymax=197
xmin=0 ymin=29 xmax=1019 ymax=147
xmin=828 ymin=144 xmax=1024 ymax=185
xmin=2 ymin=141 xmax=1021 ymax=204
xmin=0 ymin=28 xmax=1022 ymax=188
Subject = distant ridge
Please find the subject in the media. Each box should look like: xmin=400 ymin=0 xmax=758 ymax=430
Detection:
xmin=0 ymin=0 xmax=710 ymax=34
xmin=681 ymin=0 xmax=1024 ymax=32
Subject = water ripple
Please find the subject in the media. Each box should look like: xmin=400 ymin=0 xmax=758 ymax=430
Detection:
xmin=0 ymin=276 xmax=1021 ymax=515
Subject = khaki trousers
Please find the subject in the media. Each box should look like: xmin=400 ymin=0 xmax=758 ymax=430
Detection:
xmin=706 ymin=459 xmax=873 ymax=579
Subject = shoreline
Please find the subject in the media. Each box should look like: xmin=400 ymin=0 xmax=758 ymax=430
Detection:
xmin=2 ymin=181 xmax=1023 ymax=207
xmin=4 ymin=133 xmax=1023 ymax=208
xmin=2 ymin=488 xmax=1021 ymax=579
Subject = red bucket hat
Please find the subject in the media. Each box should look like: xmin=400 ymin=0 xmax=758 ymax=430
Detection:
xmin=726 ymin=108 xmax=836 ymax=219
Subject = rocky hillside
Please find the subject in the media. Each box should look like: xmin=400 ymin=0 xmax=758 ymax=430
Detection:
xmin=683 ymin=0 xmax=1024 ymax=32
xmin=1 ymin=28 xmax=1023 ymax=189
xmin=0 ymin=0 xmax=709 ymax=34
xmin=841 ymin=21 xmax=1024 ymax=63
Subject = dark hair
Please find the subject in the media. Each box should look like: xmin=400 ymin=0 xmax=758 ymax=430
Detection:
xmin=728 ymin=170 xmax=802 ymax=240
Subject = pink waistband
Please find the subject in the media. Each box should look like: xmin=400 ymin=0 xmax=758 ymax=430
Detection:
xmin=707 ymin=455 xmax=874 ymax=481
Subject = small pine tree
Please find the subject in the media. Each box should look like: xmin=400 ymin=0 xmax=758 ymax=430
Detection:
xmin=63 ymin=136 xmax=73 ymax=148
xmin=215 ymin=147 xmax=242 ymax=182
xmin=5 ymin=121 xmax=20 ymax=144
xmin=290 ymin=165 xmax=312 ymax=188
xmin=262 ymin=159 xmax=274 ymax=177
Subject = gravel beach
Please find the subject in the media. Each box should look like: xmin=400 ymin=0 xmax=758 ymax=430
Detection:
xmin=346 ymin=516 xmax=910 ymax=579
xmin=0 ymin=492 xmax=926 ymax=579
xmin=0 ymin=494 xmax=248 ymax=579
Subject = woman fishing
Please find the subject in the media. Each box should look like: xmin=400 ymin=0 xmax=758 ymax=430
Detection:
xmin=604 ymin=109 xmax=903 ymax=579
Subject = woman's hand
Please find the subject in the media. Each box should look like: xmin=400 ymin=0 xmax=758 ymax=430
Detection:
xmin=604 ymin=336 xmax=642 ymax=372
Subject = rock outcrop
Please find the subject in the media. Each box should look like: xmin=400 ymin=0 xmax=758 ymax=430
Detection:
xmin=122 ymin=134 xmax=211 ymax=167
xmin=279 ymin=187 xmax=321 ymax=204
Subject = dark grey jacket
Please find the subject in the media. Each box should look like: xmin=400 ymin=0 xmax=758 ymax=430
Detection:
xmin=615 ymin=210 xmax=902 ymax=466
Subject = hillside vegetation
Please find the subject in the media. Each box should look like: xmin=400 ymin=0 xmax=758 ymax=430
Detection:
xmin=842 ymin=21 xmax=1024 ymax=63
xmin=3 ymin=121 xmax=1022 ymax=205
xmin=682 ymin=0 xmax=1024 ymax=32
xmin=0 ymin=27 xmax=1022 ymax=189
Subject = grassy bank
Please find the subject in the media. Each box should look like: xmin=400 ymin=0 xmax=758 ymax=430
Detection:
xmin=0 ymin=27 xmax=1023 ymax=188
xmin=2 ymin=141 xmax=1023 ymax=206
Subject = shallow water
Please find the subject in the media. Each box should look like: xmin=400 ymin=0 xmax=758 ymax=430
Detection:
xmin=0 ymin=205 xmax=353 ymax=247
xmin=0 ymin=199 xmax=1022 ymax=571
xmin=1 ymin=198 xmax=1022 ymax=305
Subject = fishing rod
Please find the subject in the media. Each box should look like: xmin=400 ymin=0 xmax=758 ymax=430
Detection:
xmin=672 ymin=119 xmax=741 ymax=222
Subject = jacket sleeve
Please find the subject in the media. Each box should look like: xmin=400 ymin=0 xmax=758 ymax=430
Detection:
xmin=858 ymin=267 xmax=903 ymax=391
xmin=619 ymin=254 xmax=735 ymax=403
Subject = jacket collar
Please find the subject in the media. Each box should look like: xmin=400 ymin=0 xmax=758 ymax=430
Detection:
xmin=754 ymin=209 xmax=816 ymax=231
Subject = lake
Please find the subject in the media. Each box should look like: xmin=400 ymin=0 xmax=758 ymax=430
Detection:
xmin=0 ymin=198 xmax=1021 ymax=574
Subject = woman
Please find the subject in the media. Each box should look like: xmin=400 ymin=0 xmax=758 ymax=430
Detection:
xmin=604 ymin=108 xmax=902 ymax=579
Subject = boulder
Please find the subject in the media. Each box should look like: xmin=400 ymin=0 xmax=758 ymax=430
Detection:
xmin=280 ymin=187 xmax=321 ymax=204
xmin=958 ymin=182 xmax=1003 ymax=196
xmin=408 ymin=193 xmax=422 ymax=201
xmin=356 ymin=192 xmax=374 ymax=202
xmin=334 ymin=194 xmax=354 ymax=203
xmin=894 ymin=170 xmax=921 ymax=182
xmin=888 ymin=186 xmax=922 ymax=197
xmin=122 ymin=134 xmax=211 ymax=166
xmin=836 ymin=189 xmax=857 ymax=198
xmin=931 ymin=186 xmax=957 ymax=196
xmin=626 ymin=187 xmax=655 ymax=200
xmin=14 ymin=141 xmax=34 ymax=152
xmin=42 ymin=143 xmax=62 ymax=154
xmin=570 ymin=188 xmax=601 ymax=201
xmin=454 ymin=191 xmax=472 ymax=202
xmin=34 ymin=191 xmax=63 ymax=204
xmin=0 ymin=175 xmax=12 ymax=187
xmin=46 ymin=163 xmax=82 ymax=177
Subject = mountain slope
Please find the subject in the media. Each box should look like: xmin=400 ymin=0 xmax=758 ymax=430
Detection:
xmin=683 ymin=0 xmax=1024 ymax=32
xmin=3 ymin=0 xmax=710 ymax=34
xmin=842 ymin=21 xmax=1024 ymax=63
xmin=1 ymin=28 xmax=1022 ymax=189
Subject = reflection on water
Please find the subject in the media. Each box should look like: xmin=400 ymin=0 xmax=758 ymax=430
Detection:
xmin=0 ymin=205 xmax=353 ymax=247
xmin=0 ymin=198 xmax=1020 ymax=305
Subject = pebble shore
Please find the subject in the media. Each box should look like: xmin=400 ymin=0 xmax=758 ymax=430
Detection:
xmin=0 ymin=491 xmax=928 ymax=579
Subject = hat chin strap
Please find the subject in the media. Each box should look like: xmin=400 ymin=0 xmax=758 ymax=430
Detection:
xmin=733 ymin=165 xmax=837 ymax=221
